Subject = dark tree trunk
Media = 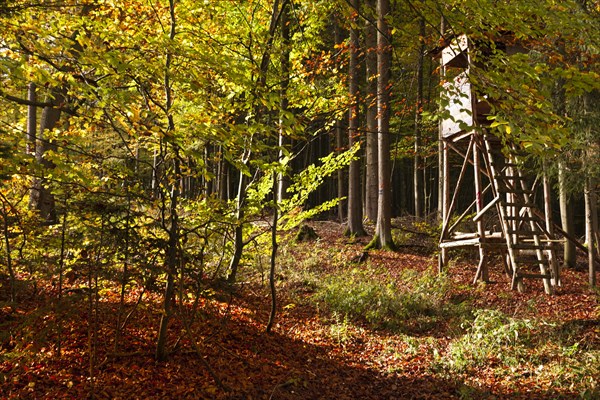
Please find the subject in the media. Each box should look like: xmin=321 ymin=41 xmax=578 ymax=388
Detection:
xmin=346 ymin=0 xmax=366 ymax=237
xmin=364 ymin=0 xmax=378 ymax=222
xmin=27 ymin=83 xmax=36 ymax=154
xmin=226 ymin=170 xmax=246 ymax=283
xmin=277 ymin=1 xmax=290 ymax=202
xmin=228 ymin=0 xmax=284 ymax=282
xmin=266 ymin=171 xmax=278 ymax=333
xmin=369 ymin=0 xmax=394 ymax=249
xmin=29 ymin=93 xmax=62 ymax=224
xmin=334 ymin=18 xmax=347 ymax=223
xmin=155 ymin=0 xmax=180 ymax=361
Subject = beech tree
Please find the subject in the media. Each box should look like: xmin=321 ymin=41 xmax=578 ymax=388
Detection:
xmin=345 ymin=0 xmax=366 ymax=237
xmin=369 ymin=0 xmax=395 ymax=249
xmin=364 ymin=0 xmax=379 ymax=222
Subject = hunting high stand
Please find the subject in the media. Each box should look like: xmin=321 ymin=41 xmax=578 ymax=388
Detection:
xmin=436 ymin=34 xmax=560 ymax=294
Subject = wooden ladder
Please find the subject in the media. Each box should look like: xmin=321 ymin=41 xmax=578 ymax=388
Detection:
xmin=482 ymin=133 xmax=558 ymax=294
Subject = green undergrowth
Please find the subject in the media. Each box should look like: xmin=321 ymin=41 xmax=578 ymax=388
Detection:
xmin=276 ymin=237 xmax=471 ymax=334
xmin=313 ymin=266 xmax=458 ymax=332
xmin=436 ymin=308 xmax=600 ymax=398
xmin=275 ymin=235 xmax=600 ymax=397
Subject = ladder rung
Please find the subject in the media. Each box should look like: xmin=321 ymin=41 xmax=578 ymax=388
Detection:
xmin=515 ymin=272 xmax=552 ymax=280
xmin=497 ymin=188 xmax=534 ymax=195
xmin=511 ymin=243 xmax=551 ymax=250
xmin=507 ymin=230 xmax=543 ymax=235
xmin=495 ymin=175 xmax=527 ymax=180
xmin=501 ymin=202 xmax=535 ymax=207
xmin=514 ymin=259 xmax=548 ymax=266
xmin=524 ymin=239 xmax=563 ymax=243
xmin=503 ymin=215 xmax=538 ymax=221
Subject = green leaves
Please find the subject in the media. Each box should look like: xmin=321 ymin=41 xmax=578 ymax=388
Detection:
xmin=280 ymin=142 xmax=360 ymax=230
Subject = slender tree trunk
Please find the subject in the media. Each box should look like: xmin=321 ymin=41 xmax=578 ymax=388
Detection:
xmin=585 ymin=176 xmax=597 ymax=287
xmin=155 ymin=159 xmax=181 ymax=360
xmin=346 ymin=0 xmax=366 ymax=236
xmin=27 ymin=83 xmax=36 ymax=154
xmin=364 ymin=0 xmax=378 ymax=222
xmin=558 ymin=162 xmax=576 ymax=268
xmin=336 ymin=119 xmax=347 ymax=223
xmin=114 ymin=184 xmax=131 ymax=352
xmin=217 ymin=150 xmax=228 ymax=200
xmin=228 ymin=0 xmax=284 ymax=281
xmin=277 ymin=1 xmax=290 ymax=202
xmin=57 ymin=206 xmax=68 ymax=354
xmin=413 ymin=19 xmax=425 ymax=218
xmin=369 ymin=0 xmax=394 ymax=249
xmin=437 ymin=16 xmax=446 ymax=222
xmin=152 ymin=148 xmax=160 ymax=198
xmin=0 ymin=195 xmax=15 ymax=303
xmin=438 ymin=17 xmax=449 ymax=270
xmin=542 ymin=165 xmax=558 ymax=291
xmin=334 ymin=18 xmax=347 ymax=223
xmin=226 ymin=171 xmax=246 ymax=284
xmin=155 ymin=254 xmax=176 ymax=361
xmin=156 ymin=0 xmax=180 ymax=361
xmin=266 ymin=171 xmax=278 ymax=333
xmin=87 ymin=218 xmax=104 ymax=398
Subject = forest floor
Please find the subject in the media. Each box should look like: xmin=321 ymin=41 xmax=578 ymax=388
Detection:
xmin=1 ymin=219 xmax=599 ymax=399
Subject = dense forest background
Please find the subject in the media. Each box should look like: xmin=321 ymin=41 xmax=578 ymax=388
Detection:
xmin=1 ymin=0 xmax=599 ymax=398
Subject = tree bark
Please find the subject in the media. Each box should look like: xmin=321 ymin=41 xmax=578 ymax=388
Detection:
xmin=437 ymin=17 xmax=449 ymax=270
xmin=437 ymin=16 xmax=446 ymax=223
xmin=266 ymin=171 xmax=278 ymax=333
xmin=227 ymin=170 xmax=246 ymax=283
xmin=364 ymin=0 xmax=378 ymax=222
xmin=585 ymin=176 xmax=597 ymax=287
xmin=228 ymin=0 xmax=285 ymax=282
xmin=0 ymin=195 xmax=16 ymax=303
xmin=413 ymin=19 xmax=425 ymax=218
xmin=334 ymin=18 xmax=347 ymax=223
xmin=27 ymin=83 xmax=36 ymax=154
xmin=277 ymin=1 xmax=290 ymax=202
xmin=346 ymin=0 xmax=366 ymax=237
xmin=370 ymin=0 xmax=394 ymax=249
xmin=558 ymin=162 xmax=576 ymax=268
xmin=155 ymin=0 xmax=180 ymax=361
xmin=29 ymin=94 xmax=62 ymax=224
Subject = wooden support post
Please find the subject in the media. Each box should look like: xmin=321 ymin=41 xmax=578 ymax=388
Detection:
xmin=440 ymin=140 xmax=473 ymax=241
xmin=439 ymin=140 xmax=451 ymax=273
xmin=473 ymin=137 xmax=488 ymax=283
